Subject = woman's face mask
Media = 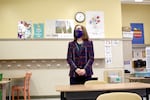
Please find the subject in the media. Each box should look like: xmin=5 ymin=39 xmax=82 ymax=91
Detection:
xmin=75 ymin=30 xmax=83 ymax=38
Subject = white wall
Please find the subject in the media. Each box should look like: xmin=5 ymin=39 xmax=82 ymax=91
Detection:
xmin=1 ymin=67 xmax=123 ymax=96
xmin=0 ymin=39 xmax=131 ymax=96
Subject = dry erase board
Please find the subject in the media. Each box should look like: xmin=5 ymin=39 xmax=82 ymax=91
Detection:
xmin=0 ymin=40 xmax=68 ymax=59
xmin=0 ymin=39 xmax=106 ymax=59
xmin=0 ymin=39 xmax=131 ymax=68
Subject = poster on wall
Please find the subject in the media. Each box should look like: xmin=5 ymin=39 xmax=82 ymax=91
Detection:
xmin=105 ymin=40 xmax=112 ymax=64
xmin=86 ymin=11 xmax=104 ymax=38
xmin=18 ymin=21 xmax=32 ymax=39
xmin=130 ymin=23 xmax=144 ymax=44
xmin=45 ymin=19 xmax=74 ymax=39
xmin=33 ymin=23 xmax=44 ymax=39
xmin=45 ymin=20 xmax=56 ymax=38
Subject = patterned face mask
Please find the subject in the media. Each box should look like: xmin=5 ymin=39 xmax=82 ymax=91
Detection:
xmin=75 ymin=30 xmax=83 ymax=38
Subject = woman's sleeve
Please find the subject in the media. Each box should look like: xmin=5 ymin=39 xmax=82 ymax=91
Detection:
xmin=84 ymin=41 xmax=94 ymax=69
xmin=67 ymin=42 xmax=77 ymax=71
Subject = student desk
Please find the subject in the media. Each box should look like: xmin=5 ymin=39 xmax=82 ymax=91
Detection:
xmin=128 ymin=76 xmax=150 ymax=83
xmin=3 ymin=76 xmax=25 ymax=100
xmin=56 ymin=82 xmax=150 ymax=100
xmin=0 ymin=80 xmax=10 ymax=100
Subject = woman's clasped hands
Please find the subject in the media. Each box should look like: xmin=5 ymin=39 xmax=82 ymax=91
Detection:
xmin=75 ymin=68 xmax=86 ymax=76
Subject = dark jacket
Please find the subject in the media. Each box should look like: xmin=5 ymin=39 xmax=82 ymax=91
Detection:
xmin=67 ymin=40 xmax=94 ymax=77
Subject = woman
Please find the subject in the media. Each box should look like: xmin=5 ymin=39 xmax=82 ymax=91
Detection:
xmin=67 ymin=24 xmax=94 ymax=85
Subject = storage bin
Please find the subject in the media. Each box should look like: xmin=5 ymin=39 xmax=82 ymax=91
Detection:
xmin=108 ymin=75 xmax=121 ymax=83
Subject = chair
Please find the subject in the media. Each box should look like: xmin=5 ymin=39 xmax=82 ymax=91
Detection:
xmin=84 ymin=80 xmax=107 ymax=86
xmin=96 ymin=92 xmax=142 ymax=100
xmin=11 ymin=72 xmax=32 ymax=100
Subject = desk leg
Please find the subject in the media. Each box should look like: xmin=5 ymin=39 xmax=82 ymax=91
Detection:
xmin=146 ymin=88 xmax=149 ymax=100
xmin=8 ymin=79 xmax=11 ymax=100
xmin=61 ymin=92 xmax=66 ymax=100
xmin=2 ymin=84 xmax=6 ymax=100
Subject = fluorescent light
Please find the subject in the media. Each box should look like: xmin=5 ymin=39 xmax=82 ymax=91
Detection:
xmin=135 ymin=0 xmax=143 ymax=2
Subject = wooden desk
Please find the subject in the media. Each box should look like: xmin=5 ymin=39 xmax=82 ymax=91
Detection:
xmin=128 ymin=77 xmax=150 ymax=83
xmin=3 ymin=76 xmax=25 ymax=100
xmin=4 ymin=76 xmax=25 ymax=80
xmin=56 ymin=82 xmax=150 ymax=100
xmin=0 ymin=80 xmax=10 ymax=100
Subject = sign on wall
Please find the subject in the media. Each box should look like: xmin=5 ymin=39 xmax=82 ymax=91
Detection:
xmin=130 ymin=23 xmax=144 ymax=44
xmin=33 ymin=23 xmax=44 ymax=39
xmin=18 ymin=21 xmax=32 ymax=39
xmin=86 ymin=11 xmax=104 ymax=38
xmin=45 ymin=19 xmax=74 ymax=39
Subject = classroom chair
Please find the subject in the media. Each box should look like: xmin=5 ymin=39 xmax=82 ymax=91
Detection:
xmin=11 ymin=72 xmax=32 ymax=100
xmin=96 ymin=92 xmax=142 ymax=100
xmin=84 ymin=80 xmax=107 ymax=86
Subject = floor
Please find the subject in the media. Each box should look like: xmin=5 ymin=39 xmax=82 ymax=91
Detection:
xmin=36 ymin=98 xmax=146 ymax=100
xmin=31 ymin=98 xmax=60 ymax=100
xmin=29 ymin=97 xmax=146 ymax=100
xmin=17 ymin=95 xmax=148 ymax=100
xmin=7 ymin=97 xmax=60 ymax=100
xmin=13 ymin=99 xmax=59 ymax=100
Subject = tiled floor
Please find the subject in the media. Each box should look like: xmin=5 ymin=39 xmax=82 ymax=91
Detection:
xmin=31 ymin=98 xmax=60 ymax=100
xmin=20 ymin=95 xmax=149 ymax=100
xmin=30 ymin=97 xmax=146 ymax=100
xmin=30 ymin=98 xmax=146 ymax=100
xmin=37 ymin=98 xmax=145 ymax=100
xmin=20 ymin=98 xmax=60 ymax=100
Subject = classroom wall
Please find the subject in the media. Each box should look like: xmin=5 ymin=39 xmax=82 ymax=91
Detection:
xmin=0 ymin=39 xmax=130 ymax=96
xmin=1 ymin=68 xmax=124 ymax=96
xmin=122 ymin=4 xmax=150 ymax=44
xmin=0 ymin=0 xmax=127 ymax=97
xmin=0 ymin=0 xmax=122 ymax=38
xmin=1 ymin=60 xmax=106 ymax=96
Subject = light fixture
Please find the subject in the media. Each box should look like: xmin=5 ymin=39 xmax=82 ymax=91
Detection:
xmin=135 ymin=0 xmax=143 ymax=2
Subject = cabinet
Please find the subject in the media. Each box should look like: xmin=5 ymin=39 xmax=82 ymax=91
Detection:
xmin=132 ymin=44 xmax=150 ymax=71
xmin=132 ymin=44 xmax=146 ymax=61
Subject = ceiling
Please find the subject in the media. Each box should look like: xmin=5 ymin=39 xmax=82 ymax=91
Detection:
xmin=121 ymin=0 xmax=150 ymax=4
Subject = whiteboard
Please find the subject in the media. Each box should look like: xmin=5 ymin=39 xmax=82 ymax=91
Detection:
xmin=0 ymin=39 xmax=105 ymax=59
xmin=0 ymin=40 xmax=68 ymax=59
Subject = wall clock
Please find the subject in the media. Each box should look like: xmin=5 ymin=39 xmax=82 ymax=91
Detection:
xmin=74 ymin=12 xmax=85 ymax=23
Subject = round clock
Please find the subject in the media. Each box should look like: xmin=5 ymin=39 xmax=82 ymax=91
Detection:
xmin=74 ymin=12 xmax=85 ymax=23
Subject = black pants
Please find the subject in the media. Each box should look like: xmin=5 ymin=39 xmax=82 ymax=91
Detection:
xmin=70 ymin=76 xmax=91 ymax=85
